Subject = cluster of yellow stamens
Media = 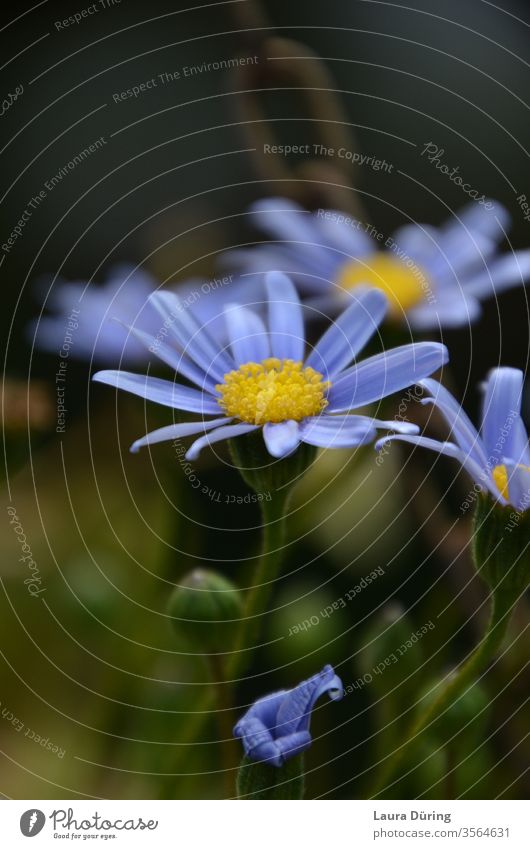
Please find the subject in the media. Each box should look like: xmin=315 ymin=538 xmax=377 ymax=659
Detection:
xmin=492 ymin=463 xmax=530 ymax=500
xmin=217 ymin=358 xmax=330 ymax=425
xmin=336 ymin=254 xmax=426 ymax=317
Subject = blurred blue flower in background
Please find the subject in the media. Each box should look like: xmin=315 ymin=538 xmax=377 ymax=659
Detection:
xmin=30 ymin=264 xmax=161 ymax=364
xmin=30 ymin=264 xmax=261 ymax=365
xmin=233 ymin=664 xmax=343 ymax=766
xmin=377 ymin=368 xmax=530 ymax=510
xmin=93 ymin=271 xmax=448 ymax=459
xmin=228 ymin=197 xmax=530 ymax=330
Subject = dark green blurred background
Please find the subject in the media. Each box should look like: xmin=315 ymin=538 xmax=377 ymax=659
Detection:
xmin=2 ymin=0 xmax=530 ymax=799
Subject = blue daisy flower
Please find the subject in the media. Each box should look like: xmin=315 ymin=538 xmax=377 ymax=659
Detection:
xmin=376 ymin=367 xmax=530 ymax=511
xmin=227 ymin=197 xmax=530 ymax=330
xmin=92 ymin=271 xmax=448 ymax=460
xmin=233 ymin=664 xmax=343 ymax=766
xmin=30 ymin=264 xmax=258 ymax=365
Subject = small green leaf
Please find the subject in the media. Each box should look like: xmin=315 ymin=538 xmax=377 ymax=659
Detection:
xmin=236 ymin=755 xmax=305 ymax=799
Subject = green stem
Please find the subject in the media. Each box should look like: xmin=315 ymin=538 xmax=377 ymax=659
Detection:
xmin=228 ymin=491 xmax=290 ymax=679
xmin=209 ymin=653 xmax=238 ymax=798
xmin=371 ymin=590 xmax=515 ymax=797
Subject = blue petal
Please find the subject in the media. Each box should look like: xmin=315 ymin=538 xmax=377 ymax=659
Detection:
xmin=224 ymin=303 xmax=270 ymax=365
xmin=130 ymin=417 xmax=233 ymax=453
xmin=265 ymin=271 xmax=305 ymax=361
xmin=503 ymin=462 xmax=530 ymax=511
xmin=116 ymin=321 xmax=218 ymax=393
xmin=305 ymin=289 xmax=387 ymax=378
xmin=148 ymin=291 xmax=234 ymax=383
xmin=272 ymin=731 xmax=312 ymax=764
xmin=464 ymin=251 xmax=530 ymax=299
xmin=453 ymin=200 xmax=510 ymax=240
xmin=250 ymin=198 xmax=335 ymax=272
xmin=481 ymin=368 xmax=524 ymax=462
xmin=328 ymin=342 xmax=448 ymax=412
xmin=237 ymin=690 xmax=289 ymax=732
xmin=375 ymin=433 xmax=504 ymax=503
xmin=263 ymin=421 xmax=301 ymax=458
xmin=418 ymin=378 xmax=487 ymax=468
xmin=92 ymin=370 xmax=221 ymax=413
xmin=185 ymin=422 xmax=258 ymax=460
xmin=407 ymin=293 xmax=482 ymax=330
xmin=275 ymin=664 xmax=343 ymax=737
xmin=314 ymin=208 xmax=374 ymax=257
xmin=298 ymin=415 xmax=377 ymax=448
xmin=233 ymin=715 xmax=278 ymax=764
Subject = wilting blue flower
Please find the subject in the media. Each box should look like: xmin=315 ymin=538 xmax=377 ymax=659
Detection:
xmin=92 ymin=271 xmax=448 ymax=459
xmin=233 ymin=665 xmax=343 ymax=766
xmin=377 ymin=368 xmax=530 ymax=510
xmin=30 ymin=264 xmax=257 ymax=365
xmin=227 ymin=197 xmax=530 ymax=330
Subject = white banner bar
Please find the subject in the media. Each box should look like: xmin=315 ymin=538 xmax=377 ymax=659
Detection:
xmin=1 ymin=799 xmax=528 ymax=848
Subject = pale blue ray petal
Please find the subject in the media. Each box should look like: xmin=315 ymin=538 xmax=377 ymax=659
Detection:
xmin=185 ymin=422 xmax=258 ymax=460
xmin=390 ymin=224 xmax=440 ymax=264
xmin=328 ymin=343 xmax=448 ymax=412
xmin=418 ymin=378 xmax=487 ymax=467
xmin=464 ymin=251 xmax=530 ymax=299
xmin=407 ymin=293 xmax=481 ymax=330
xmin=249 ymin=197 xmax=335 ymax=271
xmin=313 ymin=209 xmax=374 ymax=257
xmin=148 ymin=291 xmax=234 ymax=382
xmin=117 ymin=322 xmax=217 ymax=393
xmin=305 ymin=288 xmax=387 ymax=377
xmin=481 ymin=367 xmax=524 ymax=460
xmin=375 ymin=433 xmax=504 ymax=502
xmin=265 ymin=271 xmax=305 ymax=361
xmin=446 ymin=201 xmax=511 ymax=242
xmin=262 ymin=420 xmax=301 ymax=458
xmin=92 ymin=370 xmax=221 ymax=413
xmin=224 ymin=304 xmax=270 ymax=365
xmin=503 ymin=462 xmax=530 ymax=511
xmin=130 ymin=417 xmax=233 ymax=453
xmin=299 ymin=415 xmax=380 ymax=448
xmin=364 ymin=417 xmax=420 ymax=435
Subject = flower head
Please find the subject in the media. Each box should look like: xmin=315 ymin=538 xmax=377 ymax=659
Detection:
xmin=229 ymin=197 xmax=530 ymax=330
xmin=92 ymin=271 xmax=448 ymax=460
xmin=233 ymin=664 xmax=343 ymax=766
xmin=377 ymin=367 xmax=530 ymax=511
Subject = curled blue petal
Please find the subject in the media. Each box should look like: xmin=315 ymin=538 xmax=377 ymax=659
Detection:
xmin=234 ymin=665 xmax=343 ymax=767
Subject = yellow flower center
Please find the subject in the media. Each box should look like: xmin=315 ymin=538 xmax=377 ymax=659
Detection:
xmin=216 ymin=358 xmax=329 ymax=425
xmin=492 ymin=463 xmax=530 ymax=499
xmin=336 ymin=254 xmax=427 ymax=317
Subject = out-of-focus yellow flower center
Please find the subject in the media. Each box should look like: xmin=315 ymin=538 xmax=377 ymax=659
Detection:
xmin=336 ymin=254 xmax=426 ymax=317
xmin=217 ymin=358 xmax=329 ymax=425
xmin=492 ymin=463 xmax=530 ymax=499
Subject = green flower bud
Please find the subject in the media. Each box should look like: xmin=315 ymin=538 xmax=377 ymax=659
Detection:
xmin=473 ymin=493 xmax=530 ymax=597
xmin=168 ymin=569 xmax=242 ymax=650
